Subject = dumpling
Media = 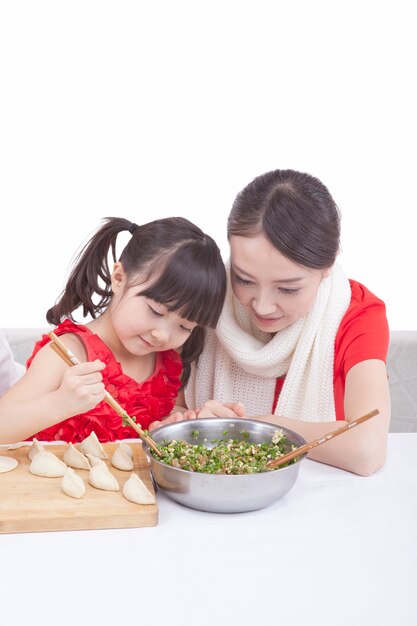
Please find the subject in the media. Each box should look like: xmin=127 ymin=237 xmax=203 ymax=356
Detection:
xmin=28 ymin=438 xmax=45 ymax=460
xmin=86 ymin=453 xmax=101 ymax=467
xmin=122 ymin=473 xmax=156 ymax=505
xmin=79 ymin=431 xmax=108 ymax=460
xmin=88 ymin=459 xmax=119 ymax=491
xmin=61 ymin=467 xmax=86 ymax=499
xmin=30 ymin=451 xmax=67 ymax=477
xmin=63 ymin=443 xmax=91 ymax=470
xmin=111 ymin=443 xmax=133 ymax=471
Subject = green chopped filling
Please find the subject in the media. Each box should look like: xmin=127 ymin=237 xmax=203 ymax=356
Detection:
xmin=150 ymin=429 xmax=297 ymax=474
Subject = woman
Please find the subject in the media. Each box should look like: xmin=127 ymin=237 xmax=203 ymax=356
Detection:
xmin=178 ymin=169 xmax=390 ymax=476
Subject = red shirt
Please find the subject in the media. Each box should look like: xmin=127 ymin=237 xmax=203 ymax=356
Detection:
xmin=273 ymin=280 xmax=389 ymax=420
xmin=26 ymin=320 xmax=183 ymax=442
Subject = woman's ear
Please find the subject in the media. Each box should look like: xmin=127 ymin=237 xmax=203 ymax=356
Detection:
xmin=111 ymin=262 xmax=127 ymax=294
xmin=322 ymin=266 xmax=332 ymax=279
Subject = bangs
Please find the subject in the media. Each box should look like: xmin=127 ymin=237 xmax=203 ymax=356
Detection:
xmin=139 ymin=243 xmax=226 ymax=328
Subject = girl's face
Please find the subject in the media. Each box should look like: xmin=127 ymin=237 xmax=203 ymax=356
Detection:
xmin=230 ymin=233 xmax=330 ymax=333
xmin=109 ymin=264 xmax=197 ymax=356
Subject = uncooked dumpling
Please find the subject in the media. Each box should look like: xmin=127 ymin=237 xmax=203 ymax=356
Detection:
xmin=86 ymin=453 xmax=101 ymax=467
xmin=28 ymin=438 xmax=45 ymax=460
xmin=61 ymin=467 xmax=86 ymax=499
xmin=79 ymin=431 xmax=108 ymax=459
xmin=30 ymin=451 xmax=67 ymax=477
xmin=63 ymin=443 xmax=91 ymax=470
xmin=111 ymin=443 xmax=133 ymax=471
xmin=88 ymin=459 xmax=119 ymax=491
xmin=122 ymin=473 xmax=155 ymax=505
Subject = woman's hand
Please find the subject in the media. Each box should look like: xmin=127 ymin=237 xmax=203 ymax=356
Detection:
xmin=149 ymin=409 xmax=198 ymax=432
xmin=148 ymin=400 xmax=246 ymax=432
xmin=54 ymin=360 xmax=106 ymax=418
xmin=196 ymin=400 xmax=246 ymax=419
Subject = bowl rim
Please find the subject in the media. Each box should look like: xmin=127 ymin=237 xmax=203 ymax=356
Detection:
xmin=143 ymin=417 xmax=307 ymax=477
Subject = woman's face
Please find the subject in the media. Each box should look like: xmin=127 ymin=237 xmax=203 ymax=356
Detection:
xmin=230 ymin=233 xmax=330 ymax=333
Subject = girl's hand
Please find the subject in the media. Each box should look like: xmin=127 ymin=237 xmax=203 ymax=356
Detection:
xmin=55 ymin=360 xmax=106 ymax=418
xmin=196 ymin=400 xmax=246 ymax=419
xmin=149 ymin=409 xmax=198 ymax=432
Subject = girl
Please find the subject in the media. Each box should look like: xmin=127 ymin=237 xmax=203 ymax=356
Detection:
xmin=181 ymin=170 xmax=391 ymax=476
xmin=0 ymin=216 xmax=225 ymax=443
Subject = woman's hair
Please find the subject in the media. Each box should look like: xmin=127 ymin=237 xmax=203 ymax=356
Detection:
xmin=47 ymin=216 xmax=226 ymax=385
xmin=227 ymin=169 xmax=341 ymax=269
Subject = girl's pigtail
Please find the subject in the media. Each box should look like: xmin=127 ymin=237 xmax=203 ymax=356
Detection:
xmin=47 ymin=217 xmax=132 ymax=325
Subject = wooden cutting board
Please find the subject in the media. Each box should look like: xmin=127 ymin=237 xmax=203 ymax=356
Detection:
xmin=0 ymin=442 xmax=158 ymax=534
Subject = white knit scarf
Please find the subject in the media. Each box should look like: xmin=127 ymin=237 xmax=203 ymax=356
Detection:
xmin=185 ymin=263 xmax=351 ymax=422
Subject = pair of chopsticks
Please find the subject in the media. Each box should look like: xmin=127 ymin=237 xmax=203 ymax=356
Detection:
xmin=266 ymin=408 xmax=380 ymax=470
xmin=48 ymin=330 xmax=162 ymax=457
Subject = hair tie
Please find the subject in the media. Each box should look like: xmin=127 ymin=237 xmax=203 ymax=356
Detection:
xmin=128 ymin=222 xmax=138 ymax=235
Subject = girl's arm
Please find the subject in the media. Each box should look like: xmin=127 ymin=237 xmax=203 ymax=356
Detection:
xmin=261 ymin=359 xmax=390 ymax=476
xmin=0 ymin=335 xmax=106 ymax=444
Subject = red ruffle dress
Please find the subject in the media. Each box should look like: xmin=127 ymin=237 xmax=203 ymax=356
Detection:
xmin=26 ymin=320 xmax=183 ymax=442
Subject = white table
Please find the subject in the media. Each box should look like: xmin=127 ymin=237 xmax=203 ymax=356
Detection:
xmin=1 ymin=434 xmax=416 ymax=626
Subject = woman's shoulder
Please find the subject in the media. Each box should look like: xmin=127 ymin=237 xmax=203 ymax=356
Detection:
xmin=348 ymin=279 xmax=386 ymax=308
xmin=340 ymin=279 xmax=388 ymax=331
xmin=335 ymin=279 xmax=389 ymax=374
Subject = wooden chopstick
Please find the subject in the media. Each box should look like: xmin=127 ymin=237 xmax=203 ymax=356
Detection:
xmin=266 ymin=408 xmax=380 ymax=470
xmin=48 ymin=330 xmax=162 ymax=457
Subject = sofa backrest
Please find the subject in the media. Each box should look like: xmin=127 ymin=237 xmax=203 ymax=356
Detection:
xmin=3 ymin=328 xmax=48 ymax=367
xmin=386 ymin=330 xmax=417 ymax=432
xmin=2 ymin=328 xmax=417 ymax=432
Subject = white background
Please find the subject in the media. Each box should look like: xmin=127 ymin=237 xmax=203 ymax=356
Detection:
xmin=0 ymin=0 xmax=415 ymax=329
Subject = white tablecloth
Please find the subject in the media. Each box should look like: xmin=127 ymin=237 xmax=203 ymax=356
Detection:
xmin=1 ymin=433 xmax=416 ymax=626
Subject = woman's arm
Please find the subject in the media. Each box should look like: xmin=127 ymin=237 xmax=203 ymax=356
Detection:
xmin=261 ymin=359 xmax=390 ymax=476
xmin=152 ymin=360 xmax=390 ymax=474
xmin=0 ymin=335 xmax=106 ymax=443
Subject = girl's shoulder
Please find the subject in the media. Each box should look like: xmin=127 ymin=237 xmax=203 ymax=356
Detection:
xmin=27 ymin=320 xmax=89 ymax=368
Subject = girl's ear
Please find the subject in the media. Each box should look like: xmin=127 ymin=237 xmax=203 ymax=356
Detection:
xmin=111 ymin=262 xmax=127 ymax=294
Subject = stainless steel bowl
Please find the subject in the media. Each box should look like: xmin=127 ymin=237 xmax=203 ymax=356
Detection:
xmin=143 ymin=418 xmax=306 ymax=513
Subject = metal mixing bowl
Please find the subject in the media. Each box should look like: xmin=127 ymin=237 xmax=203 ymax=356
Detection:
xmin=143 ymin=418 xmax=306 ymax=513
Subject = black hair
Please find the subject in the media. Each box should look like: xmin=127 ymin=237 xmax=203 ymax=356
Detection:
xmin=227 ymin=169 xmax=341 ymax=269
xmin=47 ymin=216 xmax=226 ymax=385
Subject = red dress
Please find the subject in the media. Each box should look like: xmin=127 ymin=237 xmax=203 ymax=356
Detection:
xmin=273 ymin=280 xmax=389 ymax=420
xmin=26 ymin=320 xmax=183 ymax=442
